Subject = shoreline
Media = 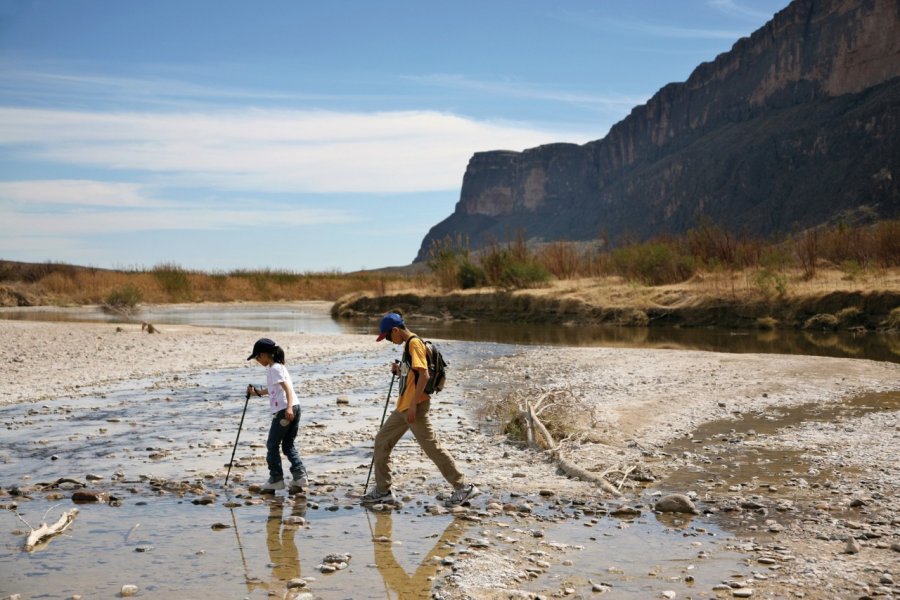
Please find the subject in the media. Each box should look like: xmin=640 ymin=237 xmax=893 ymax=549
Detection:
xmin=1 ymin=316 xmax=898 ymax=598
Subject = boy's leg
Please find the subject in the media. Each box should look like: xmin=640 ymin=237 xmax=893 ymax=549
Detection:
xmin=409 ymin=400 xmax=465 ymax=489
xmin=373 ymin=409 xmax=410 ymax=492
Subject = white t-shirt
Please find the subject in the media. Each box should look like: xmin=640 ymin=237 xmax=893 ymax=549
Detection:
xmin=266 ymin=363 xmax=296 ymax=414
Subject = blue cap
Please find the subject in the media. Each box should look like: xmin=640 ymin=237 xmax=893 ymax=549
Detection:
xmin=376 ymin=312 xmax=404 ymax=342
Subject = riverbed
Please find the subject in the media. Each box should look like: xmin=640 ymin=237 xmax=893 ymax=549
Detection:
xmin=0 ymin=303 xmax=898 ymax=599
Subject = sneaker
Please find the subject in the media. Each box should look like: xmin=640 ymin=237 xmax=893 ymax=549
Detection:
xmin=289 ymin=475 xmax=308 ymax=495
xmin=261 ymin=477 xmax=285 ymax=492
xmin=445 ymin=483 xmax=480 ymax=507
xmin=360 ymin=487 xmax=397 ymax=505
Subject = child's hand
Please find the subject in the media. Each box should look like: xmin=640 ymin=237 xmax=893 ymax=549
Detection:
xmin=246 ymin=384 xmax=254 ymax=399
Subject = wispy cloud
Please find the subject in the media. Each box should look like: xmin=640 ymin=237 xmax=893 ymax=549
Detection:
xmin=0 ymin=180 xmax=154 ymax=207
xmin=406 ymin=74 xmax=648 ymax=113
xmin=707 ymin=0 xmax=777 ymax=22
xmin=0 ymin=178 xmax=358 ymax=239
xmin=0 ymin=106 xmax=588 ymax=194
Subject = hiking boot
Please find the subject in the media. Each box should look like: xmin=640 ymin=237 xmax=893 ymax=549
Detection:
xmin=261 ymin=477 xmax=285 ymax=492
xmin=445 ymin=483 xmax=480 ymax=507
xmin=289 ymin=475 xmax=308 ymax=495
xmin=360 ymin=487 xmax=397 ymax=506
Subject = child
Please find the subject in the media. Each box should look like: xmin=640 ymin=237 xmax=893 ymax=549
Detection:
xmin=362 ymin=311 xmax=479 ymax=507
xmin=246 ymin=337 xmax=308 ymax=493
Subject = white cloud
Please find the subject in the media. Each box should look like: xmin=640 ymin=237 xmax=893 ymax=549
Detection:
xmin=405 ymin=74 xmax=649 ymax=112
xmin=0 ymin=200 xmax=357 ymax=237
xmin=707 ymin=0 xmax=777 ymax=22
xmin=0 ymin=106 xmax=589 ymax=194
xmin=0 ymin=180 xmax=152 ymax=207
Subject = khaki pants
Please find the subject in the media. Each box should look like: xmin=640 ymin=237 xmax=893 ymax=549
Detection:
xmin=373 ymin=399 xmax=465 ymax=492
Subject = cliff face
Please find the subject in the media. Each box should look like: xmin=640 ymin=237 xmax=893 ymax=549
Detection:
xmin=416 ymin=0 xmax=900 ymax=261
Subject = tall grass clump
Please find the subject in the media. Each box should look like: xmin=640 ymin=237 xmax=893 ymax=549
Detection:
xmin=609 ymin=241 xmax=696 ymax=285
xmin=104 ymin=284 xmax=143 ymax=314
xmin=152 ymin=263 xmax=193 ymax=301
xmin=478 ymin=231 xmax=550 ymax=289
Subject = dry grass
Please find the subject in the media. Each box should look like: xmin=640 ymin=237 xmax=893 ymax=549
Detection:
xmin=0 ymin=261 xmax=427 ymax=307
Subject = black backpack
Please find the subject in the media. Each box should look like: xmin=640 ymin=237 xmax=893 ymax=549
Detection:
xmin=403 ymin=335 xmax=448 ymax=394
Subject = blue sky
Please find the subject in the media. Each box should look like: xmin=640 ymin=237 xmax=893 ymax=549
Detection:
xmin=0 ymin=0 xmax=787 ymax=272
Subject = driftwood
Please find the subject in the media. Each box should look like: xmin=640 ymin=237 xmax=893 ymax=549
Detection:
xmin=23 ymin=508 xmax=79 ymax=551
xmin=525 ymin=398 xmax=622 ymax=497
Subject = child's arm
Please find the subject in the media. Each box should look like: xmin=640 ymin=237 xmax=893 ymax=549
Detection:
xmin=281 ymin=381 xmax=295 ymax=421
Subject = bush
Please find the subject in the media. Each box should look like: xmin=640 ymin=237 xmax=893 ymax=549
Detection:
xmin=457 ymin=260 xmax=486 ymax=289
xmin=803 ymin=313 xmax=839 ymax=330
xmin=427 ymin=235 xmax=469 ymax=291
xmin=498 ymin=261 xmax=550 ymax=289
xmin=152 ymin=263 xmax=192 ymax=301
xmin=752 ymin=268 xmax=789 ymax=298
xmin=610 ymin=242 xmax=696 ymax=285
xmin=105 ymin=284 xmax=142 ymax=313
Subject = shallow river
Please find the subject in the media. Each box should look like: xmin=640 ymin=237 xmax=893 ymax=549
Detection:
xmin=0 ymin=303 xmax=896 ymax=599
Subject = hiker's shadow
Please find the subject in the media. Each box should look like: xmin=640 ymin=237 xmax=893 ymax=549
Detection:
xmin=370 ymin=509 xmax=470 ymax=598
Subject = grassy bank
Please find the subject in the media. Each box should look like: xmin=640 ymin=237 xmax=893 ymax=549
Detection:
xmin=0 ymin=261 xmax=424 ymax=310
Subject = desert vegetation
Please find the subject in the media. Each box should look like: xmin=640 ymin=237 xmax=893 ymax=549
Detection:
xmin=0 ymin=261 xmax=421 ymax=310
xmin=426 ymin=219 xmax=900 ymax=297
xmin=2 ymin=220 xmax=898 ymax=313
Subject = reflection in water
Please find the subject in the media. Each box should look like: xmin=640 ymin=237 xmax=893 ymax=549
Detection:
xmin=2 ymin=303 xmax=896 ymax=362
xmin=370 ymin=510 xmax=470 ymax=599
xmin=266 ymin=499 xmax=304 ymax=588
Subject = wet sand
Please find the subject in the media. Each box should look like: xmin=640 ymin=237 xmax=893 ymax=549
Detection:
xmin=1 ymin=317 xmax=898 ymax=598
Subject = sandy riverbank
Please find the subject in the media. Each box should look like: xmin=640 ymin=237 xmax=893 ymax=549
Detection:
xmin=1 ymin=317 xmax=898 ymax=598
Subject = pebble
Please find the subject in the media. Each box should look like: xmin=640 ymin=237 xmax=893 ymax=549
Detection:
xmin=732 ymin=589 xmax=753 ymax=598
xmin=120 ymin=585 xmax=138 ymax=597
xmin=843 ymin=538 xmax=861 ymax=554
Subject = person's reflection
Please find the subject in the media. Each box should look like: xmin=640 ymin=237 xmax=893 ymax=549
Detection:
xmin=266 ymin=497 xmax=305 ymax=590
xmin=371 ymin=508 xmax=470 ymax=598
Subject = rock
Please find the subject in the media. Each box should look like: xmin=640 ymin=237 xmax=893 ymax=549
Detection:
xmin=843 ymin=538 xmax=861 ymax=554
xmin=610 ymin=506 xmax=641 ymax=518
xmin=120 ymin=584 xmax=138 ymax=597
xmin=654 ymin=494 xmax=699 ymax=515
xmin=287 ymin=578 xmax=307 ymax=589
xmin=662 ymin=591 xmax=676 ymax=599
xmin=732 ymin=589 xmax=753 ymax=598
xmin=72 ymin=490 xmax=108 ymax=504
xmin=336 ymin=396 xmax=350 ymax=405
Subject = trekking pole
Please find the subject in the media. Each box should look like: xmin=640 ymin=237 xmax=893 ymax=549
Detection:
xmin=225 ymin=387 xmax=252 ymax=487
xmin=363 ymin=373 xmax=396 ymax=495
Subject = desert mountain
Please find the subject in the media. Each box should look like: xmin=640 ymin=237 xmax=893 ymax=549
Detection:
xmin=415 ymin=0 xmax=900 ymax=261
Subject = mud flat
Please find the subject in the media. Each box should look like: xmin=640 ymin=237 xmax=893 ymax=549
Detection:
xmin=0 ymin=318 xmax=898 ymax=598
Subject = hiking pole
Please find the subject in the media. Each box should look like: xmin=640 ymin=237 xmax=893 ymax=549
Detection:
xmin=225 ymin=387 xmax=252 ymax=487
xmin=363 ymin=373 xmax=397 ymax=495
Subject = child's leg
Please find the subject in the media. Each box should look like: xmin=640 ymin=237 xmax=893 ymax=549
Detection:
xmin=265 ymin=414 xmax=286 ymax=481
xmin=281 ymin=409 xmax=306 ymax=478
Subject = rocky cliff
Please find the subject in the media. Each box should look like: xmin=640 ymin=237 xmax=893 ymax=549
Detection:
xmin=416 ymin=0 xmax=900 ymax=261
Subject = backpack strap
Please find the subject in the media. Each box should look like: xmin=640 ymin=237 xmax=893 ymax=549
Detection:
xmin=403 ymin=335 xmax=429 ymax=388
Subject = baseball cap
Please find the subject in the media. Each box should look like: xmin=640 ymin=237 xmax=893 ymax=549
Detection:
xmin=376 ymin=312 xmax=404 ymax=342
xmin=247 ymin=337 xmax=277 ymax=360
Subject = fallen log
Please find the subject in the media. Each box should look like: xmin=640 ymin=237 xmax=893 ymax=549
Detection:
xmin=526 ymin=400 xmax=622 ymax=498
xmin=23 ymin=508 xmax=79 ymax=551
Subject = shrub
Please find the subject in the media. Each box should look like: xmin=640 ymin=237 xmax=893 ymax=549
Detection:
xmin=756 ymin=316 xmax=779 ymax=330
xmin=752 ymin=268 xmax=789 ymax=298
xmin=610 ymin=242 xmax=696 ymax=285
xmin=457 ymin=260 xmax=486 ymax=289
xmin=427 ymin=235 xmax=469 ymax=291
xmin=803 ymin=313 xmax=839 ymax=330
xmin=881 ymin=307 xmax=900 ymax=330
xmin=104 ymin=284 xmax=143 ymax=313
xmin=152 ymin=263 xmax=192 ymax=301
xmin=498 ymin=261 xmax=550 ymax=289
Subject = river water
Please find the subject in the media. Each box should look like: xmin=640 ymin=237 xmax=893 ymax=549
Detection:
xmin=0 ymin=303 xmax=896 ymax=599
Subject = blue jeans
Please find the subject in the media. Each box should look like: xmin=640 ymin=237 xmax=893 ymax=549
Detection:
xmin=266 ymin=408 xmax=306 ymax=481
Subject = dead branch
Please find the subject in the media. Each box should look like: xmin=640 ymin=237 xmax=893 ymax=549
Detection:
xmin=23 ymin=508 xmax=79 ymax=551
